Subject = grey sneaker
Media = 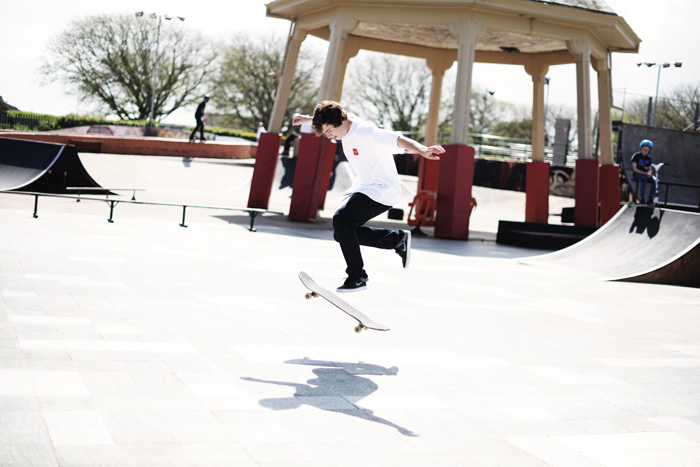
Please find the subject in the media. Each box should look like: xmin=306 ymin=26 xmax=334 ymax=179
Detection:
xmin=395 ymin=230 xmax=411 ymax=269
xmin=337 ymin=277 xmax=367 ymax=293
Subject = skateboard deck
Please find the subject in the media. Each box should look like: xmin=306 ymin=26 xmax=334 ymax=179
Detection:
xmin=298 ymin=271 xmax=390 ymax=333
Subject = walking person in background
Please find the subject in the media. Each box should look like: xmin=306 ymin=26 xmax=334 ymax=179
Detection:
xmin=189 ymin=95 xmax=210 ymax=142
xmin=256 ymin=122 xmax=267 ymax=141
xmin=631 ymin=139 xmax=657 ymax=205
xmin=293 ymin=100 xmax=444 ymax=293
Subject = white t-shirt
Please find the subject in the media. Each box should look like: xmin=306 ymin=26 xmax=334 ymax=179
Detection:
xmin=340 ymin=116 xmax=402 ymax=206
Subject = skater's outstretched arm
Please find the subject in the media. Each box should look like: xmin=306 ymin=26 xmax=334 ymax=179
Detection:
xmin=397 ymin=135 xmax=444 ymax=160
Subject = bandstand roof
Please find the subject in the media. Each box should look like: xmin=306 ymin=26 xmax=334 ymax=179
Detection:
xmin=265 ymin=0 xmax=640 ymax=61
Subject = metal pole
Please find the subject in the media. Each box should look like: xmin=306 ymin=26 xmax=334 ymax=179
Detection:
xmin=544 ymin=77 xmax=550 ymax=126
xmin=180 ymin=206 xmax=188 ymax=228
xmin=652 ymin=64 xmax=661 ymax=126
xmin=479 ymin=94 xmax=486 ymax=157
xmin=646 ymin=97 xmax=653 ymax=127
xmin=148 ymin=16 xmax=162 ymax=126
xmin=694 ymin=102 xmax=699 ymax=132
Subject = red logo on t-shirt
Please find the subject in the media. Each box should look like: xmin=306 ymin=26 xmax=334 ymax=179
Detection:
xmin=352 ymin=148 xmax=359 ymax=156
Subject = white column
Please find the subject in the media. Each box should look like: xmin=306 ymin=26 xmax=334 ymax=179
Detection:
xmin=593 ymin=55 xmax=614 ymax=166
xmin=524 ymin=63 xmax=549 ymax=162
xmin=567 ymin=39 xmax=593 ymax=159
xmin=425 ymin=55 xmax=453 ymax=146
xmin=333 ymin=40 xmax=360 ymax=102
xmin=317 ymin=17 xmax=357 ymax=102
xmin=269 ymin=28 xmax=307 ymax=133
xmin=426 ymin=68 xmax=445 ymax=146
xmin=449 ymin=21 xmax=486 ymax=144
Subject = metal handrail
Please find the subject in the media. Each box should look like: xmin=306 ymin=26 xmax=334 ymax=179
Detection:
xmin=0 ymin=190 xmax=284 ymax=232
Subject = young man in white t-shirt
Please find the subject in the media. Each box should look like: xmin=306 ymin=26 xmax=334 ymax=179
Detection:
xmin=293 ymin=101 xmax=444 ymax=292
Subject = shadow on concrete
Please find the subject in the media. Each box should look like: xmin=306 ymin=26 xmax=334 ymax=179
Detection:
xmin=241 ymin=358 xmax=417 ymax=437
xmin=629 ymin=205 xmax=664 ymax=238
xmin=214 ymin=212 xmax=550 ymax=259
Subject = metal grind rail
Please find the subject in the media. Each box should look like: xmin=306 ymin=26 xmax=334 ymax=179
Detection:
xmin=66 ymin=187 xmax=146 ymax=201
xmin=0 ymin=191 xmax=284 ymax=232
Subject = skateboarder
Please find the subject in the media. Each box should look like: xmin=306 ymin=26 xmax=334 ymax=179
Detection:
xmin=293 ymin=101 xmax=444 ymax=293
xmin=631 ymin=139 xmax=657 ymax=204
xmin=189 ymin=95 xmax=210 ymax=142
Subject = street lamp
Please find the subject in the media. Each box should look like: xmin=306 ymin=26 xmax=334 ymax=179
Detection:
xmin=478 ymin=90 xmax=495 ymax=156
xmin=544 ymin=77 xmax=550 ymax=127
xmin=636 ymin=61 xmax=682 ymax=126
xmin=135 ymin=11 xmax=185 ymax=126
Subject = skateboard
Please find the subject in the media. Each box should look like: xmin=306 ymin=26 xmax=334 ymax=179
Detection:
xmin=298 ymin=271 xmax=390 ymax=333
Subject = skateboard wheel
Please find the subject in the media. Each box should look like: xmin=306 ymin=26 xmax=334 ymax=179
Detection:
xmin=305 ymin=293 xmax=313 ymax=300
xmin=354 ymin=325 xmax=363 ymax=333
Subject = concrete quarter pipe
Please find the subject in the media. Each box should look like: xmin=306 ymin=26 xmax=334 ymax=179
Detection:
xmin=529 ymin=204 xmax=700 ymax=288
xmin=0 ymin=137 xmax=105 ymax=193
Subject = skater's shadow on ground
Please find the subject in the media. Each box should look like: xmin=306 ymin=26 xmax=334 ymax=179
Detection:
xmin=241 ymin=358 xmax=417 ymax=437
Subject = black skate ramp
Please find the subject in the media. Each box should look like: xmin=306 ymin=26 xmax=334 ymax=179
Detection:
xmin=529 ymin=204 xmax=700 ymax=288
xmin=0 ymin=137 xmax=106 ymax=194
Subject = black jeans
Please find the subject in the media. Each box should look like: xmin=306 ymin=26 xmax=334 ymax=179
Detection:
xmin=333 ymin=192 xmax=402 ymax=280
xmin=190 ymin=118 xmax=204 ymax=140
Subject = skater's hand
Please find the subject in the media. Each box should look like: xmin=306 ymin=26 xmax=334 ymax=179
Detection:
xmin=292 ymin=114 xmax=312 ymax=126
xmin=420 ymin=145 xmax=445 ymax=161
xmin=397 ymin=136 xmax=444 ymax=160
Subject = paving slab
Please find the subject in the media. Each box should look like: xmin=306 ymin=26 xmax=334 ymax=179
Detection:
xmin=0 ymin=154 xmax=698 ymax=466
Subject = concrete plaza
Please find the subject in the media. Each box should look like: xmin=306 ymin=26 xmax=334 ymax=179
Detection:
xmin=0 ymin=154 xmax=699 ymax=466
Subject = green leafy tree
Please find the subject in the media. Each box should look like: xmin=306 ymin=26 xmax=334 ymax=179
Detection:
xmin=41 ymin=14 xmax=215 ymax=121
xmin=491 ymin=118 xmax=534 ymax=140
xmin=209 ymin=34 xmax=320 ymax=132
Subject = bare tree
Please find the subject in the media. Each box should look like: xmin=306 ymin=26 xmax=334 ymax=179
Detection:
xmin=209 ymin=34 xmax=320 ymax=132
xmin=655 ymin=83 xmax=700 ymax=131
xmin=619 ymin=82 xmax=700 ymax=131
xmin=41 ymin=14 xmax=215 ymax=121
xmin=343 ymin=55 xmax=432 ymax=134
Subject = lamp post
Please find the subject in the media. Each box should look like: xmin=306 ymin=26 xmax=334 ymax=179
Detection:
xmin=544 ymin=77 xmax=550 ymax=124
xmin=135 ymin=11 xmax=185 ymax=126
xmin=636 ymin=61 xmax=682 ymax=126
xmin=478 ymin=90 xmax=495 ymax=156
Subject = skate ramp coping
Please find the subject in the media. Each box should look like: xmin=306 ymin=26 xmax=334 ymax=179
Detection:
xmin=527 ymin=204 xmax=700 ymax=288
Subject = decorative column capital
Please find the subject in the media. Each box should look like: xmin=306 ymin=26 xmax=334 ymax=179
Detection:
xmin=291 ymin=27 xmax=308 ymax=44
xmin=566 ymin=39 xmax=590 ymax=57
xmin=343 ymin=37 xmax=361 ymax=62
xmin=330 ymin=16 xmax=358 ymax=34
xmin=524 ymin=63 xmax=549 ymax=79
xmin=591 ymin=54 xmax=610 ymax=73
xmin=448 ymin=20 xmax=487 ymax=41
xmin=425 ymin=54 xmax=454 ymax=73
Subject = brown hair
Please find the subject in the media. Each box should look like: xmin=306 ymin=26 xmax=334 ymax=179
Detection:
xmin=312 ymin=100 xmax=347 ymax=135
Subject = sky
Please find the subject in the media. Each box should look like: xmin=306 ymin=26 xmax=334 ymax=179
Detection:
xmin=1 ymin=0 xmax=697 ymax=127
